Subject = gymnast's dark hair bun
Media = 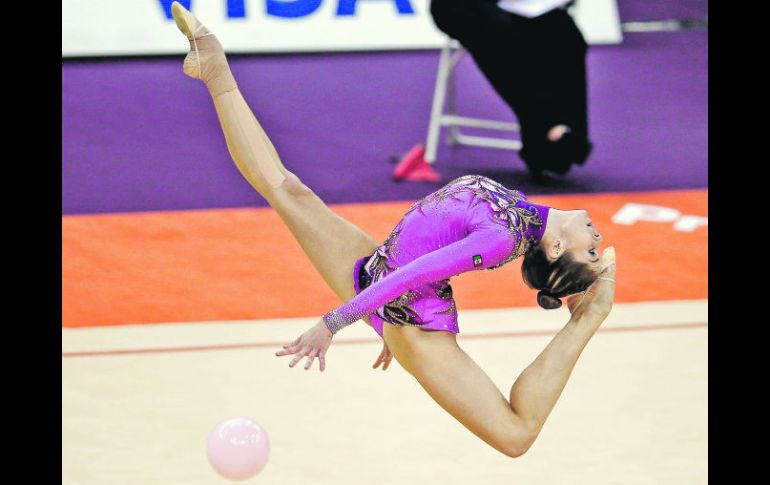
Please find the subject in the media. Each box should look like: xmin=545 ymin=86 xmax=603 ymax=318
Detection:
xmin=537 ymin=290 xmax=563 ymax=310
xmin=523 ymin=244 xmax=597 ymax=311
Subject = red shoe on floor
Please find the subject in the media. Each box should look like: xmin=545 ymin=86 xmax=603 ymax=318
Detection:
xmin=392 ymin=145 xmax=442 ymax=182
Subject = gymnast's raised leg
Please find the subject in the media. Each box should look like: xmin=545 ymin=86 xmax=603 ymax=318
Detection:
xmin=170 ymin=2 xmax=379 ymax=307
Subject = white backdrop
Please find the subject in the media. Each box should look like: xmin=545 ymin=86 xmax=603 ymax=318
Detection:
xmin=62 ymin=0 xmax=621 ymax=57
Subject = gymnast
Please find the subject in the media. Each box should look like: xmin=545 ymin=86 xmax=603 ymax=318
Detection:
xmin=170 ymin=2 xmax=616 ymax=458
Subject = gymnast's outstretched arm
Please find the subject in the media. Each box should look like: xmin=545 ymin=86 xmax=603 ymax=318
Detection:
xmin=322 ymin=226 xmax=514 ymax=333
xmin=276 ymin=225 xmax=514 ymax=370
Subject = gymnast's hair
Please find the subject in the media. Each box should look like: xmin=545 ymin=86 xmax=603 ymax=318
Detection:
xmin=521 ymin=243 xmax=599 ymax=310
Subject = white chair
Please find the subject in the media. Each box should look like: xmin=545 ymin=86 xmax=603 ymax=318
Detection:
xmin=393 ymin=38 xmax=522 ymax=182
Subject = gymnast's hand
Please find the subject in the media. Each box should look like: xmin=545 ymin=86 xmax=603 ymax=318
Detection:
xmin=566 ymin=246 xmax=617 ymax=324
xmin=372 ymin=342 xmax=393 ymax=371
xmin=275 ymin=319 xmax=333 ymax=371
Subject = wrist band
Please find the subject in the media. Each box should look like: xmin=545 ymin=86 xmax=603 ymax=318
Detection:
xmin=323 ymin=309 xmax=347 ymax=335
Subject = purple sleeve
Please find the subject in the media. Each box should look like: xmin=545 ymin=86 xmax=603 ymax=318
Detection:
xmin=322 ymin=227 xmax=515 ymax=334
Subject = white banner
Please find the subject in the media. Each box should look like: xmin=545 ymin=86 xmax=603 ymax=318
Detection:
xmin=62 ymin=0 xmax=621 ymax=57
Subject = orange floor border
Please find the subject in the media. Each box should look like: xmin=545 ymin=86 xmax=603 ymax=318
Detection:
xmin=63 ymin=189 xmax=707 ymax=327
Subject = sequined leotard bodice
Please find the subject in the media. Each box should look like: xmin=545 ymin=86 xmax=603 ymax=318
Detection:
xmin=323 ymin=175 xmax=550 ymax=335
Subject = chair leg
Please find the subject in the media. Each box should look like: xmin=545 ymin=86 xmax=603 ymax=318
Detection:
xmin=417 ymin=37 xmax=522 ymax=178
xmin=446 ymin=46 xmax=460 ymax=147
xmin=424 ymin=39 xmax=454 ymax=164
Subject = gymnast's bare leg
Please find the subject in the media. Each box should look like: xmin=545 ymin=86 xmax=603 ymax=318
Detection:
xmin=384 ymin=249 xmax=616 ymax=457
xmin=170 ymin=2 xmax=379 ymax=307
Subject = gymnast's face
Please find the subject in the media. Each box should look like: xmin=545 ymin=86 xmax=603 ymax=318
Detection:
xmin=559 ymin=210 xmax=603 ymax=270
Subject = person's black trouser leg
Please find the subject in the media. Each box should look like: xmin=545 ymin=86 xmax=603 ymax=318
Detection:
xmin=430 ymin=1 xmax=592 ymax=177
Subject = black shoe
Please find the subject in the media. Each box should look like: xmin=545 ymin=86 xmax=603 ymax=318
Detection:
xmin=521 ymin=149 xmax=570 ymax=183
xmin=526 ymin=165 xmax=564 ymax=185
xmin=521 ymin=132 xmax=592 ymax=178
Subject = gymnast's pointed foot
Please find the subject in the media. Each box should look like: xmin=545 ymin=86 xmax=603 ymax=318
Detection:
xmin=171 ymin=1 xmax=236 ymax=95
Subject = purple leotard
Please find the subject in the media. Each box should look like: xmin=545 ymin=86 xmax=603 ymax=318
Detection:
xmin=323 ymin=175 xmax=550 ymax=337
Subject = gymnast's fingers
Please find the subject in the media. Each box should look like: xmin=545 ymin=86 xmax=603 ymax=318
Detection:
xmin=275 ymin=342 xmax=302 ymax=357
xmin=304 ymin=349 xmax=319 ymax=371
xmin=288 ymin=346 xmax=310 ymax=368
